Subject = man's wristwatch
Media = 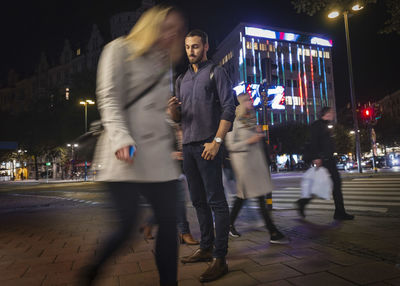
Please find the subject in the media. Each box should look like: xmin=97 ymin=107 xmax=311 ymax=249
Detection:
xmin=214 ymin=137 xmax=223 ymax=144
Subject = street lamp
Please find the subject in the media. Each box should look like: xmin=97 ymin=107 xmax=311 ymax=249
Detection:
xmin=79 ymin=100 xmax=95 ymax=181
xmin=79 ymin=99 xmax=95 ymax=133
xmin=328 ymin=3 xmax=364 ymax=173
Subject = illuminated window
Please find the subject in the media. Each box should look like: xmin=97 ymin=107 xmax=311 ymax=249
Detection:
xmin=246 ymin=41 xmax=252 ymax=49
xmin=76 ymin=48 xmax=81 ymax=56
xmin=254 ymin=42 xmax=258 ymax=50
xmin=269 ymin=45 xmax=275 ymax=52
xmin=259 ymin=43 xmax=267 ymax=51
xmin=304 ymin=49 xmax=310 ymax=56
xmin=297 ymin=48 xmax=302 ymax=56
xmin=311 ymin=50 xmax=317 ymax=57
xmin=324 ymin=51 xmax=330 ymax=59
xmin=319 ymin=51 xmax=323 ymax=58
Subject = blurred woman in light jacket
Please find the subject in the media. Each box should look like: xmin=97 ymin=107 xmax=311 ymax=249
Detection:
xmin=225 ymin=93 xmax=288 ymax=244
xmin=86 ymin=6 xmax=186 ymax=286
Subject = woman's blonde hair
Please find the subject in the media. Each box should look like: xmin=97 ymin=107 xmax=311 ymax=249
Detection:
xmin=235 ymin=93 xmax=254 ymax=118
xmin=125 ymin=5 xmax=173 ymax=58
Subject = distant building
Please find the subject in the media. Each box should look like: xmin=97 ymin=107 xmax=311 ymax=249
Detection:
xmin=378 ymin=89 xmax=400 ymax=120
xmin=0 ymin=0 xmax=154 ymax=114
xmin=212 ymin=23 xmax=336 ymax=125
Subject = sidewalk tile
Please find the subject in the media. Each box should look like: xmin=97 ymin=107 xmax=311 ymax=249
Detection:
xmin=42 ymin=270 xmax=81 ymax=285
xmin=179 ymin=278 xmax=202 ymax=286
xmin=282 ymin=248 xmax=323 ymax=259
xmin=0 ymin=274 xmax=46 ymax=286
xmin=247 ymin=263 xmax=302 ymax=283
xmin=138 ymin=258 xmax=158 ymax=272
xmin=329 ymin=262 xmax=400 ymax=285
xmin=386 ymin=277 xmax=400 ymax=285
xmin=256 ymin=281 xmax=293 ymax=286
xmin=205 ymin=270 xmax=259 ymax=286
xmin=288 ymin=271 xmax=356 ymax=286
xmin=104 ymin=262 xmax=140 ymax=276
xmin=249 ymin=252 xmax=296 ymax=265
xmin=283 ymin=257 xmax=338 ymax=274
xmin=178 ymin=262 xmax=208 ymax=280
xmin=24 ymin=261 xmax=73 ymax=277
xmin=119 ymin=270 xmax=159 ymax=286
xmin=0 ymin=264 xmax=29 ymax=281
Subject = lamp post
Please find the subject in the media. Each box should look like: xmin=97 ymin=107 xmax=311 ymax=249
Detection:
xmin=328 ymin=4 xmax=364 ymax=173
xmin=79 ymin=99 xmax=95 ymax=133
xmin=79 ymin=100 xmax=95 ymax=181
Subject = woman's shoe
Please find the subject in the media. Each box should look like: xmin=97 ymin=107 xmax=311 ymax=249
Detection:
xmin=179 ymin=233 xmax=200 ymax=245
xmin=229 ymin=225 xmax=241 ymax=238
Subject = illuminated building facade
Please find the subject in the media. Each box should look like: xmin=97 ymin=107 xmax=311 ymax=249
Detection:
xmin=213 ymin=23 xmax=336 ymax=125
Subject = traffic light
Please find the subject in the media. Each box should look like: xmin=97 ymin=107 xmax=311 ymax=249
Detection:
xmin=362 ymin=107 xmax=373 ymax=121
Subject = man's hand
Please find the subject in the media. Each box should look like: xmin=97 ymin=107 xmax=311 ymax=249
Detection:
xmin=168 ymin=96 xmax=181 ymax=122
xmin=313 ymin=159 xmax=322 ymax=167
xmin=202 ymin=141 xmax=220 ymax=160
xmin=115 ymin=146 xmax=135 ymax=164
xmin=247 ymin=133 xmax=265 ymax=145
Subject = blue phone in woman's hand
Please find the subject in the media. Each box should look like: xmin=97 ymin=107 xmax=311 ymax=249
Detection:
xmin=129 ymin=146 xmax=136 ymax=158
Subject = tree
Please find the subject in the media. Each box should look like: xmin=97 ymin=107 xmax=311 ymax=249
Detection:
xmin=291 ymin=0 xmax=400 ymax=35
xmin=333 ymin=124 xmax=354 ymax=154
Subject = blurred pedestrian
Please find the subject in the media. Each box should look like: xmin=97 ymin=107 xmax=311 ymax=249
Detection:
xmin=225 ymin=93 xmax=288 ymax=244
xmin=169 ymin=29 xmax=236 ymax=282
xmin=140 ymin=122 xmax=199 ymax=245
xmin=296 ymin=107 xmax=354 ymax=220
xmin=86 ymin=6 xmax=186 ymax=286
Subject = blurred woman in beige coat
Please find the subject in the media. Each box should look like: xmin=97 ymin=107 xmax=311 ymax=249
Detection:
xmin=85 ymin=6 xmax=186 ymax=286
xmin=225 ymin=93 xmax=288 ymax=244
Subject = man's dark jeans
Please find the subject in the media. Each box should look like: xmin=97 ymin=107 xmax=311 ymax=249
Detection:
xmin=183 ymin=142 xmax=229 ymax=258
xmin=323 ymin=159 xmax=346 ymax=214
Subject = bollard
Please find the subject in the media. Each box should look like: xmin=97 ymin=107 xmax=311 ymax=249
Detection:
xmin=266 ymin=193 xmax=273 ymax=210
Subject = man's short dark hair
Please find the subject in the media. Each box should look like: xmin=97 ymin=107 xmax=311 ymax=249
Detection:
xmin=319 ymin=106 xmax=332 ymax=119
xmin=186 ymin=29 xmax=208 ymax=45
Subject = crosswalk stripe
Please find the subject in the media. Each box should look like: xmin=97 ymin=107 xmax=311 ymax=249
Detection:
xmin=352 ymin=178 xmax=400 ymax=181
xmin=282 ymin=187 xmax=400 ymax=191
xmin=271 ymin=203 xmax=388 ymax=213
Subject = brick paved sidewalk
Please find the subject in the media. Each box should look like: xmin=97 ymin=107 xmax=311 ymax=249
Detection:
xmin=0 ymin=204 xmax=399 ymax=286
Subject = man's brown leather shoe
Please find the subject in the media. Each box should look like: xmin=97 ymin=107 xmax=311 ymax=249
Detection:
xmin=181 ymin=248 xmax=212 ymax=263
xmin=180 ymin=233 xmax=200 ymax=245
xmin=199 ymin=257 xmax=228 ymax=282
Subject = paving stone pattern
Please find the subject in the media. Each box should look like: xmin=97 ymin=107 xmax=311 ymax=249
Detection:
xmin=0 ymin=204 xmax=399 ymax=285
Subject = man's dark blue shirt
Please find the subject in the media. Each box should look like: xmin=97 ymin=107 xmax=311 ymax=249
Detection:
xmin=176 ymin=60 xmax=236 ymax=145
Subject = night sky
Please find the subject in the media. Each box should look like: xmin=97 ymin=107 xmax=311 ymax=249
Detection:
xmin=1 ymin=0 xmax=399 ymax=109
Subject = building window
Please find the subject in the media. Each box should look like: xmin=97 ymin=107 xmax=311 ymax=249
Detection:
xmin=254 ymin=42 xmax=258 ymax=50
xmin=269 ymin=44 xmax=275 ymax=52
xmin=259 ymin=43 xmax=267 ymax=51
xmin=297 ymin=48 xmax=302 ymax=56
xmin=304 ymin=49 xmax=310 ymax=56
xmin=76 ymin=48 xmax=81 ymax=56
xmin=246 ymin=41 xmax=252 ymax=49
xmin=319 ymin=50 xmax=323 ymax=58
xmin=324 ymin=51 xmax=330 ymax=59
xmin=311 ymin=50 xmax=317 ymax=57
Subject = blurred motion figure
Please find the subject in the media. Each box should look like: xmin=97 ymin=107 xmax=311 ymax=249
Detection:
xmin=86 ymin=5 xmax=186 ymax=286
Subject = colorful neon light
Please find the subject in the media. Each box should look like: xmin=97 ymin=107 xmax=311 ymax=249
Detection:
xmin=245 ymin=27 xmax=276 ymax=39
xmin=316 ymin=47 xmax=324 ymax=106
xmin=289 ymin=43 xmax=296 ymax=120
xmin=309 ymin=45 xmax=317 ymax=120
xmin=296 ymin=45 xmax=304 ymax=113
xmin=301 ymin=45 xmax=310 ymax=124
xmin=275 ymin=41 xmax=279 ymax=85
xmin=311 ymin=37 xmax=333 ymax=47
xmin=322 ymin=47 xmax=329 ymax=106
xmin=242 ymin=36 xmax=247 ymax=83
xmin=252 ymin=38 xmax=256 ymax=83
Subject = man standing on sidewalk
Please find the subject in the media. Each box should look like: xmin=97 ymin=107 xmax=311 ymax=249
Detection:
xmin=169 ymin=29 xmax=236 ymax=282
xmin=297 ymin=107 xmax=355 ymax=220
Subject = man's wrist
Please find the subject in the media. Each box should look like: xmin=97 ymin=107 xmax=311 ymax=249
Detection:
xmin=214 ymin=137 xmax=223 ymax=144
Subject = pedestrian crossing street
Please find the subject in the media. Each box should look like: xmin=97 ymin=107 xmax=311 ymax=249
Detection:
xmin=271 ymin=177 xmax=400 ymax=213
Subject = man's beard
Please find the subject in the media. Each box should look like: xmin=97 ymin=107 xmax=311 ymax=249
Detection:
xmin=188 ymin=49 xmax=204 ymax=64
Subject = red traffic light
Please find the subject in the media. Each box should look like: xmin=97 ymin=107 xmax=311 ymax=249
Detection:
xmin=362 ymin=107 xmax=373 ymax=118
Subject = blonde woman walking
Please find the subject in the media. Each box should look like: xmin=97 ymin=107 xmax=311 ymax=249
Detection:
xmin=225 ymin=93 xmax=288 ymax=244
